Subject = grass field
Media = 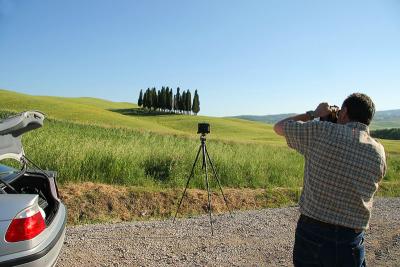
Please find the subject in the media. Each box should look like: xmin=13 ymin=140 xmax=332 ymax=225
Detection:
xmin=1 ymin=89 xmax=399 ymax=223
xmin=1 ymin=113 xmax=303 ymax=189
xmin=0 ymin=89 xmax=283 ymax=144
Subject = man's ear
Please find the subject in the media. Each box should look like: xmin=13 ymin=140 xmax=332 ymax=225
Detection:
xmin=339 ymin=106 xmax=348 ymax=124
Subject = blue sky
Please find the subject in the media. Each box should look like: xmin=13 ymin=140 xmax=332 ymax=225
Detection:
xmin=0 ymin=0 xmax=399 ymax=116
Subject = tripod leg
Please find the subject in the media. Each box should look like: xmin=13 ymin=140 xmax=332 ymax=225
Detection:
xmin=202 ymin=145 xmax=214 ymax=236
xmin=173 ymin=145 xmax=202 ymax=223
xmin=205 ymin=146 xmax=233 ymax=216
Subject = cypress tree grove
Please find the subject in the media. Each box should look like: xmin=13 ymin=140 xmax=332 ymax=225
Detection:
xmin=137 ymin=86 xmax=200 ymax=114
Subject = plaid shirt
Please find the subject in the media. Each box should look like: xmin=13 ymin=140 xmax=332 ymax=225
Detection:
xmin=284 ymin=120 xmax=386 ymax=230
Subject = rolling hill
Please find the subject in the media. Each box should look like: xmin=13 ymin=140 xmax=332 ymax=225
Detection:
xmin=0 ymin=88 xmax=301 ymax=190
xmin=371 ymin=110 xmax=400 ymax=129
xmin=0 ymin=89 xmax=283 ymax=144
xmin=231 ymin=114 xmax=297 ymax=124
xmin=232 ymin=110 xmax=400 ymax=129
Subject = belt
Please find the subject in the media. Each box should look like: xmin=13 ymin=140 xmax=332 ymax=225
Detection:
xmin=299 ymin=214 xmax=363 ymax=233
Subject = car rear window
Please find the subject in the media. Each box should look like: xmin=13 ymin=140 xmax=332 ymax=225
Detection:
xmin=0 ymin=163 xmax=20 ymax=182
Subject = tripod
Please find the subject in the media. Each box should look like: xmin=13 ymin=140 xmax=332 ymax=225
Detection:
xmin=173 ymin=133 xmax=232 ymax=236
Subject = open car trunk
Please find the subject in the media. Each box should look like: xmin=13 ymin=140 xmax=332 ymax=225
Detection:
xmin=1 ymin=168 xmax=61 ymax=226
xmin=0 ymin=111 xmax=66 ymax=267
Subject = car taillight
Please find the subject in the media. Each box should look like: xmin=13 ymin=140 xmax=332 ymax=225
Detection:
xmin=5 ymin=205 xmax=46 ymax=242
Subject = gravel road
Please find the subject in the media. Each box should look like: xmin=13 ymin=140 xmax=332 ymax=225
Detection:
xmin=58 ymin=198 xmax=400 ymax=267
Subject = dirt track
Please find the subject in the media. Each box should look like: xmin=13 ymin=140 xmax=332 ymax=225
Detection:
xmin=58 ymin=197 xmax=400 ymax=266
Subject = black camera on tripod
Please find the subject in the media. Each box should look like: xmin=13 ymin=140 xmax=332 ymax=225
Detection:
xmin=197 ymin=123 xmax=210 ymax=134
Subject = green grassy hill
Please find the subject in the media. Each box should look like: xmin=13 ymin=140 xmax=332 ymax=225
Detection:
xmin=371 ymin=121 xmax=400 ymax=130
xmin=233 ymin=110 xmax=400 ymax=130
xmin=0 ymin=89 xmax=176 ymax=134
xmin=0 ymin=89 xmax=283 ymax=144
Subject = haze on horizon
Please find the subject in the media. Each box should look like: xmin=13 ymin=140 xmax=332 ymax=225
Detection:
xmin=0 ymin=0 xmax=399 ymax=117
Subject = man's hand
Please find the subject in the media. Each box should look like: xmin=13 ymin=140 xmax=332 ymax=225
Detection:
xmin=314 ymin=103 xmax=332 ymax=118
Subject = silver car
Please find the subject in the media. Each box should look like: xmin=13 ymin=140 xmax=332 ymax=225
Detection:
xmin=0 ymin=111 xmax=67 ymax=267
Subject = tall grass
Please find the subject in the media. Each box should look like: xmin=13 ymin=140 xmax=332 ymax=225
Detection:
xmin=16 ymin=118 xmax=304 ymax=189
xmin=1 ymin=107 xmax=399 ymax=194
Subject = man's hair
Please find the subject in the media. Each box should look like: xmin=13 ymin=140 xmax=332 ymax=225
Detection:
xmin=342 ymin=93 xmax=375 ymax=125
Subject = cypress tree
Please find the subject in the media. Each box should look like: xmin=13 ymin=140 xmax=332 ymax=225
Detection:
xmin=176 ymin=87 xmax=181 ymax=113
xmin=161 ymin=87 xmax=167 ymax=111
xmin=148 ymin=90 xmax=152 ymax=109
xmin=145 ymin=88 xmax=149 ymax=110
xmin=138 ymin=89 xmax=143 ymax=107
xmin=144 ymin=88 xmax=150 ymax=109
xmin=186 ymin=89 xmax=192 ymax=115
xmin=166 ymin=88 xmax=169 ymax=111
xmin=163 ymin=87 xmax=167 ymax=111
xmin=148 ymin=89 xmax=152 ymax=110
xmin=192 ymin=90 xmax=200 ymax=115
xmin=151 ymin=87 xmax=157 ymax=110
xmin=158 ymin=89 xmax=162 ymax=111
xmin=173 ymin=95 xmax=176 ymax=113
xmin=181 ymin=91 xmax=187 ymax=113
xmin=143 ymin=91 xmax=147 ymax=109
xmin=165 ymin=87 xmax=169 ymax=111
xmin=166 ymin=87 xmax=172 ymax=111
xmin=170 ymin=88 xmax=174 ymax=111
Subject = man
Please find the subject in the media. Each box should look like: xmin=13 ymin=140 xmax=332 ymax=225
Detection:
xmin=274 ymin=93 xmax=386 ymax=267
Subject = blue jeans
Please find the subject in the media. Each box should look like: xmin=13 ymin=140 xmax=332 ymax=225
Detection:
xmin=293 ymin=215 xmax=366 ymax=267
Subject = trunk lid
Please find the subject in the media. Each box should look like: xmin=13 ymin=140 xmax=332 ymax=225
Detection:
xmin=0 ymin=111 xmax=44 ymax=161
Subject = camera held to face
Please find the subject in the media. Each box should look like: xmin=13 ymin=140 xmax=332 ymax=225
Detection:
xmin=320 ymin=105 xmax=339 ymax=123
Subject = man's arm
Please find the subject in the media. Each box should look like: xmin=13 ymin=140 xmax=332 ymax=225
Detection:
xmin=273 ymin=113 xmax=313 ymax=136
xmin=273 ymin=103 xmax=331 ymax=136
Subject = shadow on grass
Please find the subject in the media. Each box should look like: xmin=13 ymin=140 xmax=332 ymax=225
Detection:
xmin=109 ymin=108 xmax=181 ymax=117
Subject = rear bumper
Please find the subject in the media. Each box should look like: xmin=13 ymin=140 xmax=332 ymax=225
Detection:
xmin=0 ymin=203 xmax=67 ymax=267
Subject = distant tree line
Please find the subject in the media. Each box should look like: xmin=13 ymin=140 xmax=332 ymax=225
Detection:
xmin=137 ymin=87 xmax=200 ymax=115
xmin=371 ymin=128 xmax=400 ymax=140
